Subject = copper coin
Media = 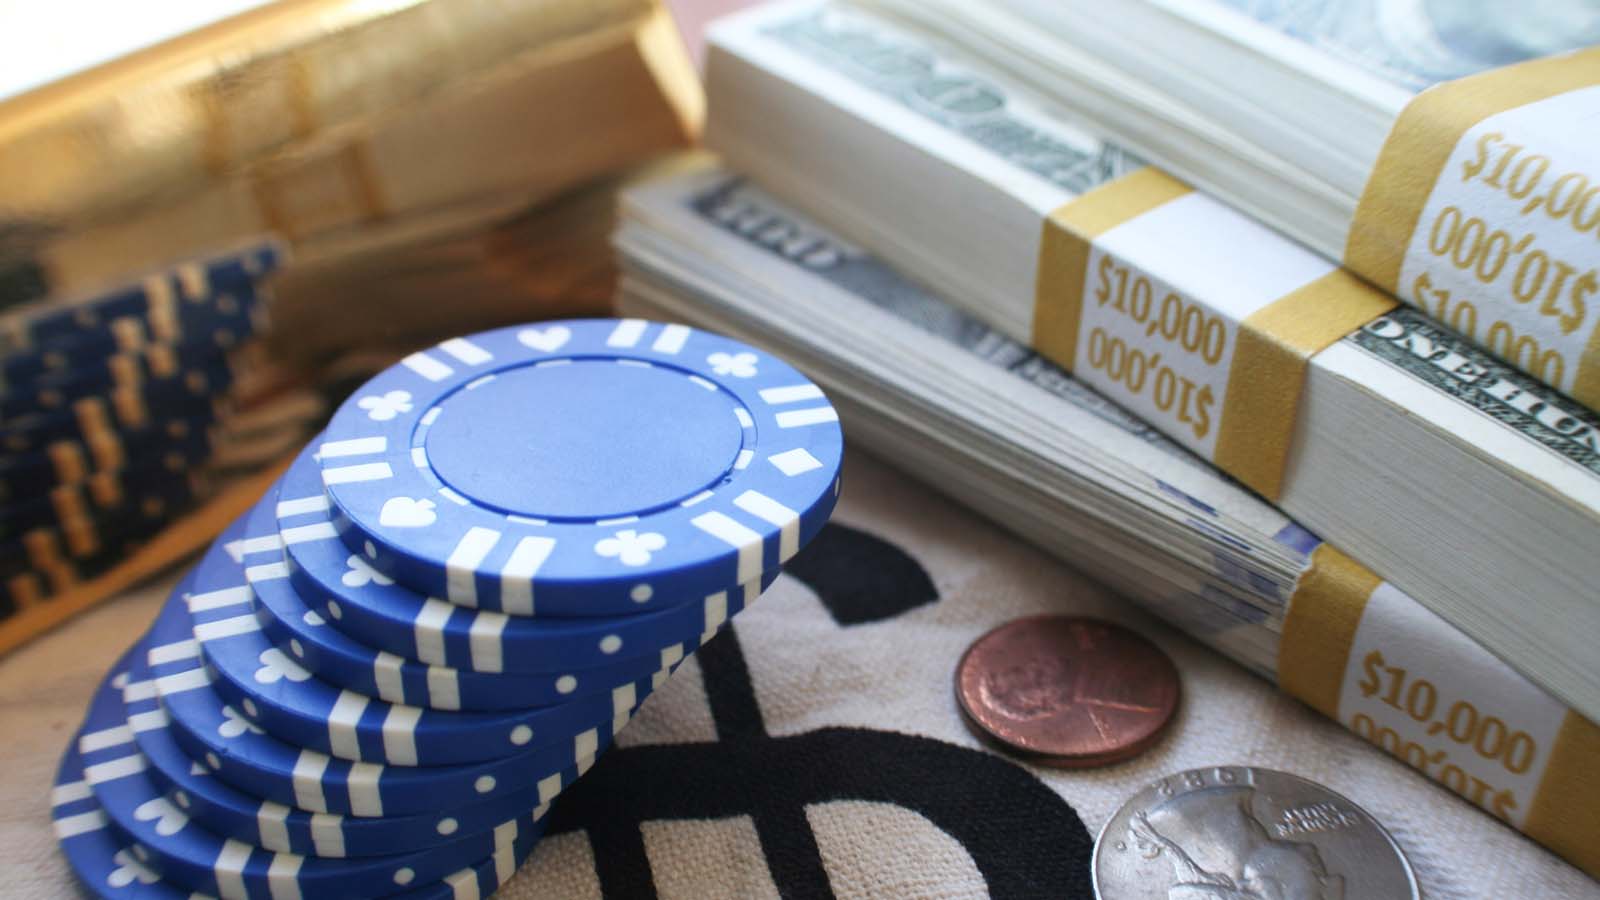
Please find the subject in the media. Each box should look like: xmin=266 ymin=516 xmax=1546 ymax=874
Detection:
xmin=955 ymin=616 xmax=1179 ymax=767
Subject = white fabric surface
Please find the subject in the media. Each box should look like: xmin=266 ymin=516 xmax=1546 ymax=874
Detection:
xmin=1 ymin=451 xmax=1592 ymax=898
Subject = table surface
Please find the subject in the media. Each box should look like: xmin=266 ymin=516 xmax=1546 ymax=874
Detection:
xmin=0 ymin=569 xmax=173 ymax=898
xmin=4 ymin=451 xmax=1599 ymax=899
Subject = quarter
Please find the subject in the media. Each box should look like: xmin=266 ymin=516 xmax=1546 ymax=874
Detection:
xmin=1093 ymin=765 xmax=1420 ymax=899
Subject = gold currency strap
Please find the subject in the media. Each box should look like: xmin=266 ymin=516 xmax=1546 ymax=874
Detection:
xmin=1346 ymin=48 xmax=1600 ymax=407
xmin=1034 ymin=168 xmax=1395 ymax=500
xmin=1281 ymin=545 xmax=1600 ymax=878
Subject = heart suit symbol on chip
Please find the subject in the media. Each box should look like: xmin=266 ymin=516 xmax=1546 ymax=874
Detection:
xmin=518 ymin=326 xmax=571 ymax=352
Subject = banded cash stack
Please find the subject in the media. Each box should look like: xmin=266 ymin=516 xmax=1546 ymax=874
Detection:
xmin=614 ymin=157 xmax=1600 ymax=879
xmin=701 ymin=1 xmax=1600 ymax=744
xmin=860 ymin=0 xmax=1600 ymax=408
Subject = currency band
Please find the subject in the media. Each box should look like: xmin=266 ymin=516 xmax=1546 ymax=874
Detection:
xmin=1034 ymin=169 xmax=1395 ymax=500
xmin=1279 ymin=543 xmax=1600 ymax=878
xmin=1346 ymin=48 xmax=1600 ymax=408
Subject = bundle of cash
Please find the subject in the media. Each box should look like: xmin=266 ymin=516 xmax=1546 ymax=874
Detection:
xmin=614 ymin=158 xmax=1598 ymax=877
xmin=859 ymin=0 xmax=1600 ymax=410
xmin=700 ymin=1 xmax=1600 ymax=728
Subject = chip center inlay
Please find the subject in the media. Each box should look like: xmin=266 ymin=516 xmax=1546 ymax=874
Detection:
xmin=424 ymin=360 xmax=746 ymax=520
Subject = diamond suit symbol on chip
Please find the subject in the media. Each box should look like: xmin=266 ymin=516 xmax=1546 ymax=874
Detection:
xmin=256 ymin=647 xmax=311 ymax=685
xmin=219 ymin=705 xmax=264 ymax=738
xmin=133 ymin=797 xmax=188 ymax=837
xmin=595 ymin=529 xmax=667 ymax=566
xmin=358 ymin=389 xmax=413 ymax=422
xmin=108 ymin=849 xmax=159 ymax=888
xmin=380 ymin=496 xmax=437 ymax=528
xmin=707 ymin=351 xmax=759 ymax=377
xmin=343 ymin=553 xmax=395 ymax=588
xmin=517 ymin=325 xmax=572 ymax=352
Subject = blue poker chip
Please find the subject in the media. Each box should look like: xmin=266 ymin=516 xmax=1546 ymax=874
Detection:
xmin=190 ymin=499 xmax=682 ymax=766
xmin=141 ymin=555 xmax=651 ymax=816
xmin=54 ymin=755 xmax=546 ymax=900
xmin=54 ymin=733 xmax=207 ymax=899
xmin=54 ymin=746 xmax=544 ymax=896
xmin=55 ymin=748 xmax=546 ymax=900
xmin=254 ymin=475 xmax=691 ymax=711
xmin=0 ymin=357 xmax=232 ymax=455
xmin=0 ymin=414 xmax=215 ymax=506
xmin=122 ymin=631 xmax=569 ymax=860
xmin=75 ymin=623 xmax=549 ymax=899
xmin=317 ymin=319 xmax=842 ymax=616
xmin=0 ymin=291 xmax=260 ymax=391
xmin=0 ymin=466 xmax=206 ymax=568
xmin=0 ymin=512 xmax=180 ymax=608
xmin=277 ymin=444 xmax=772 ymax=673
xmin=0 ymin=290 xmax=261 ymax=391
xmin=0 ymin=239 xmax=279 ymax=355
xmin=0 ymin=462 xmax=204 ymax=543
xmin=0 ymin=337 xmax=239 ymax=420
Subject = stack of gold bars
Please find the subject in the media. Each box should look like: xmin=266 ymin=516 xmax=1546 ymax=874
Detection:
xmin=0 ymin=0 xmax=699 ymax=653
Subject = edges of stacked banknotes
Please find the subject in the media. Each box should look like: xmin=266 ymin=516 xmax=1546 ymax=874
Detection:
xmin=699 ymin=1 xmax=1600 ymax=721
xmin=855 ymin=0 xmax=1600 ymax=259
xmin=618 ymin=159 xmax=1312 ymax=679
xmin=614 ymin=161 xmax=1600 ymax=881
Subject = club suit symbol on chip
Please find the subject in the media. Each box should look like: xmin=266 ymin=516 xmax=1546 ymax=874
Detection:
xmin=595 ymin=529 xmax=667 ymax=566
xmin=108 ymin=849 xmax=159 ymax=888
xmin=357 ymin=390 xmax=413 ymax=421
xmin=342 ymin=554 xmax=392 ymax=587
xmin=379 ymin=496 xmax=436 ymax=528
xmin=132 ymin=797 xmax=188 ymax=837
xmin=708 ymin=350 xmax=759 ymax=377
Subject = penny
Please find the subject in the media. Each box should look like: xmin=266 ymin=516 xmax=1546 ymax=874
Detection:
xmin=954 ymin=615 xmax=1179 ymax=767
xmin=1093 ymin=766 xmax=1419 ymax=900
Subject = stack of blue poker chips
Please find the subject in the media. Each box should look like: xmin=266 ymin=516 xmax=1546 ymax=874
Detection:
xmin=0 ymin=240 xmax=283 ymax=616
xmin=51 ymin=319 xmax=844 ymax=898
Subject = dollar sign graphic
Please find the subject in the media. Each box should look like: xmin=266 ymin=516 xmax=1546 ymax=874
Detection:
xmin=543 ymin=524 xmax=1096 ymax=898
xmin=1358 ymin=649 xmax=1385 ymax=698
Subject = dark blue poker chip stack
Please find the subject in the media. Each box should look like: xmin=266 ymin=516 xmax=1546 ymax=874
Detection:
xmin=51 ymin=319 xmax=844 ymax=899
xmin=0 ymin=240 xmax=284 ymax=614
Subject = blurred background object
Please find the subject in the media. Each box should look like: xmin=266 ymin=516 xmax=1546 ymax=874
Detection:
xmin=0 ymin=0 xmax=704 ymax=653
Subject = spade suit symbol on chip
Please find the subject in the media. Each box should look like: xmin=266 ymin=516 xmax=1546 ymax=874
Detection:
xmin=358 ymin=390 xmax=413 ymax=422
xmin=518 ymin=325 xmax=572 ymax=352
xmin=380 ymin=496 xmax=437 ymax=528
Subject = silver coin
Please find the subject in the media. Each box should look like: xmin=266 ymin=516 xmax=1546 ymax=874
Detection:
xmin=1093 ymin=766 xmax=1419 ymax=900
